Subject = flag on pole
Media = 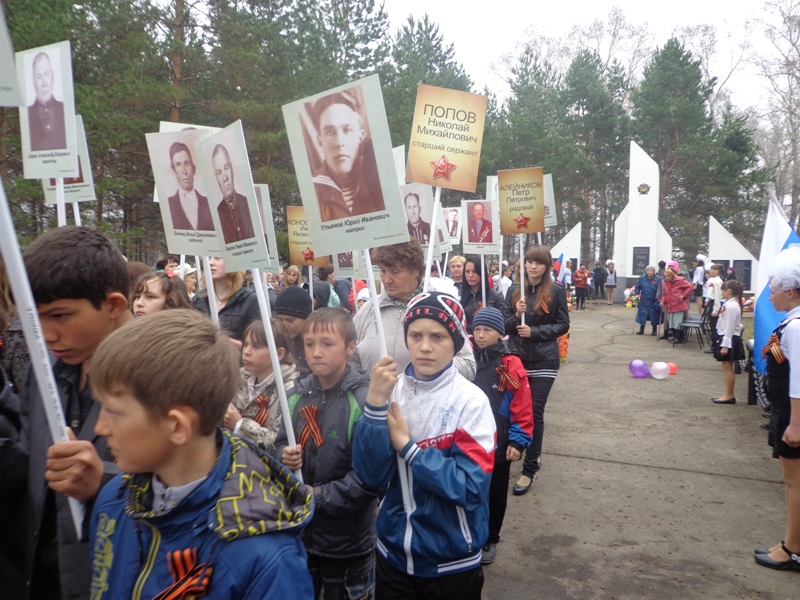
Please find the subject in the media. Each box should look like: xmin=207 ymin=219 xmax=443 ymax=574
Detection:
xmin=553 ymin=253 xmax=564 ymax=284
xmin=753 ymin=191 xmax=800 ymax=374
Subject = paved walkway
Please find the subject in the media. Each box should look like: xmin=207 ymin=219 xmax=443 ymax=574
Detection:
xmin=483 ymin=299 xmax=796 ymax=599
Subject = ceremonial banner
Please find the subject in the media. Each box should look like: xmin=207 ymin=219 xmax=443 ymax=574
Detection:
xmin=194 ymin=121 xmax=270 ymax=272
xmin=287 ymin=206 xmax=330 ymax=267
xmin=43 ymin=116 xmax=95 ymax=204
xmin=543 ymin=173 xmax=558 ymax=228
xmin=283 ymin=74 xmax=407 ymax=254
xmin=146 ymin=128 xmax=219 ymax=256
xmin=17 ymin=41 xmax=79 ymax=179
xmin=406 ymin=84 xmax=487 ymax=193
xmin=462 ymin=199 xmax=500 ymax=255
xmin=254 ymin=184 xmax=279 ymax=275
xmin=401 ymin=183 xmax=450 ymax=254
xmin=0 ymin=6 xmax=21 ymax=107
xmin=497 ymin=167 xmax=545 ymax=235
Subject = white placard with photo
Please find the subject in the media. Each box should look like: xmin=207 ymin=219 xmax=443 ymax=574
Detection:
xmin=282 ymin=74 xmax=407 ymax=254
xmin=42 ymin=115 xmax=95 ymax=203
xmin=194 ymin=120 xmax=270 ymax=272
xmin=17 ymin=41 xmax=79 ymax=178
xmin=0 ymin=6 xmax=21 ymax=107
xmin=461 ymin=198 xmax=501 ymax=255
xmin=146 ymin=128 xmax=220 ymax=256
xmin=442 ymin=206 xmax=463 ymax=244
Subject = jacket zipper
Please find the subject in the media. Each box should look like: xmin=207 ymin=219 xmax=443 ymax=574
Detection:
xmin=132 ymin=520 xmax=161 ymax=600
xmin=456 ymin=506 xmax=472 ymax=553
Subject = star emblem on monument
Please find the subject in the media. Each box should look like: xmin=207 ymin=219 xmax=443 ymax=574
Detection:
xmin=302 ymin=247 xmax=315 ymax=263
xmin=430 ymin=155 xmax=457 ymax=181
xmin=515 ymin=213 xmax=530 ymax=229
xmin=637 ymin=183 xmax=650 ymax=195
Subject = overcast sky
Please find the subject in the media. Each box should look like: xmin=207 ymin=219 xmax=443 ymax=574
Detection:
xmin=381 ymin=0 xmax=768 ymax=110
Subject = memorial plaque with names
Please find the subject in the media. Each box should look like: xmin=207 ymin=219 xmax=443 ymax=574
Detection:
xmin=732 ymin=259 xmax=752 ymax=290
xmin=632 ymin=247 xmax=650 ymax=276
xmin=711 ymin=259 xmax=730 ymax=270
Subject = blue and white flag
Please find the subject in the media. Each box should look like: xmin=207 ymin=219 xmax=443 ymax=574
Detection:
xmin=753 ymin=191 xmax=800 ymax=374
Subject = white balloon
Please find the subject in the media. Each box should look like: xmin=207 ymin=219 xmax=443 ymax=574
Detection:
xmin=650 ymin=361 xmax=670 ymax=380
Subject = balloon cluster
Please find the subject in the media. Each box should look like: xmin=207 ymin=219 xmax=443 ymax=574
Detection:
xmin=629 ymin=360 xmax=678 ymax=379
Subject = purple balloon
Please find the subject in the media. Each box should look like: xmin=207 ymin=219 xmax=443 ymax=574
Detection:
xmin=629 ymin=359 xmax=650 ymax=378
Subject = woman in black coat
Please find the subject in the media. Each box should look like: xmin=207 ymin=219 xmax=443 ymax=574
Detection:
xmin=505 ymin=245 xmax=570 ymax=495
xmin=459 ymin=255 xmax=508 ymax=334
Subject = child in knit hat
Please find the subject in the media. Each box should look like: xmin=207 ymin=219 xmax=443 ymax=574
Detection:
xmin=471 ymin=307 xmax=533 ymax=565
xmin=275 ymin=285 xmax=313 ymax=376
xmin=353 ymin=292 xmax=496 ymax=598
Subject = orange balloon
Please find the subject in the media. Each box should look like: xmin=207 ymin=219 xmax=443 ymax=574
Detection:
xmin=667 ymin=362 xmax=678 ymax=375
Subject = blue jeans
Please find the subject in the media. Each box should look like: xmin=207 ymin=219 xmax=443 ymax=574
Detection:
xmin=307 ymin=552 xmax=375 ymax=600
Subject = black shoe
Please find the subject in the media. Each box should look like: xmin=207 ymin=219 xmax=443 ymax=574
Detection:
xmin=711 ymin=397 xmax=736 ymax=404
xmin=481 ymin=543 xmax=497 ymax=564
xmin=754 ymin=544 xmax=800 ymax=571
xmin=659 ymin=329 xmax=671 ymax=341
xmin=651 ymin=328 xmax=658 ymax=336
xmin=759 ymin=423 xmax=769 ymax=431
xmin=512 ymin=474 xmax=537 ymax=496
xmin=636 ymin=330 xmax=644 ymax=335
xmin=755 ymin=543 xmax=782 ymax=555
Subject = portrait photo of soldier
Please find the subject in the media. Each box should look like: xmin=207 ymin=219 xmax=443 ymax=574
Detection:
xmin=167 ymin=141 xmax=214 ymax=231
xmin=27 ymin=50 xmax=67 ymax=151
xmin=301 ymin=86 xmax=385 ymax=222
xmin=467 ymin=201 xmax=493 ymax=243
xmin=212 ymin=143 xmax=255 ymax=244
xmin=404 ymin=192 xmax=431 ymax=244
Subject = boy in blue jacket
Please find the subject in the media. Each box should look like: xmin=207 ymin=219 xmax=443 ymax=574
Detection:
xmin=471 ymin=307 xmax=533 ymax=565
xmin=353 ymin=292 xmax=496 ymax=599
xmin=88 ymin=309 xmax=314 ymax=599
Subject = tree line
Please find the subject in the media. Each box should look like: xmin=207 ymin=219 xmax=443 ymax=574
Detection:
xmin=1 ymin=0 xmax=789 ymax=266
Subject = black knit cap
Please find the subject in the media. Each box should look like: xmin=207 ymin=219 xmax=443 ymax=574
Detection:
xmin=403 ymin=291 xmax=467 ymax=352
xmin=275 ymin=285 xmax=312 ymax=319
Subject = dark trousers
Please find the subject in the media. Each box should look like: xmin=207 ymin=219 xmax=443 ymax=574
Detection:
xmin=522 ymin=375 xmax=556 ymax=477
xmin=594 ymin=282 xmax=604 ymax=299
xmin=488 ymin=459 xmax=511 ymax=543
xmin=308 ymin=552 xmax=375 ymax=600
xmin=575 ymin=287 xmax=588 ymax=308
xmin=376 ymin=552 xmax=483 ymax=600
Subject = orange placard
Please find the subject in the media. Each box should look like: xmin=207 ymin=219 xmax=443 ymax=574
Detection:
xmin=497 ymin=167 xmax=545 ymax=235
xmin=405 ymin=84 xmax=487 ymax=193
xmin=287 ymin=205 xmax=330 ymax=266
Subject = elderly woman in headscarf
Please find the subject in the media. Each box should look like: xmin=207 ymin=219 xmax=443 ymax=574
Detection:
xmin=352 ymin=241 xmax=475 ymax=379
xmin=634 ymin=265 xmax=662 ymax=336
xmin=660 ymin=261 xmax=694 ymax=343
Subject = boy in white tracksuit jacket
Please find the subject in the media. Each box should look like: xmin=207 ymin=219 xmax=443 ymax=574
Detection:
xmin=353 ymin=292 xmax=496 ymax=599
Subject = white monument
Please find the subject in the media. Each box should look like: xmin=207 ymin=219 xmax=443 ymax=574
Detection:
xmin=707 ymin=216 xmax=759 ymax=292
xmin=551 ymin=222 xmax=581 ymax=267
xmin=613 ymin=141 xmax=672 ymax=299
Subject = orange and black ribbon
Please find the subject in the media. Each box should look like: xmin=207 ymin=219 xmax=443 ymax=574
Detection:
xmin=152 ymin=548 xmax=213 ymax=600
xmin=298 ymin=404 xmax=325 ymax=449
xmin=495 ymin=364 xmax=520 ymax=392
xmin=251 ymin=394 xmax=271 ymax=426
xmin=763 ymin=334 xmax=787 ymax=364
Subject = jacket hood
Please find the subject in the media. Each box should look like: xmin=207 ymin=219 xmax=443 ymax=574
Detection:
xmin=294 ymin=363 xmax=369 ymax=396
xmin=122 ymin=430 xmax=313 ymax=541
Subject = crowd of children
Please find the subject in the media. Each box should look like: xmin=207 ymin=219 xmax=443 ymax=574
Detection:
xmin=2 ymin=225 xmax=798 ymax=597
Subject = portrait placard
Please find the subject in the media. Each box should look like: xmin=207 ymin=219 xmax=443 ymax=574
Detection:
xmin=401 ymin=183 xmax=449 ymax=254
xmin=462 ymin=199 xmax=500 ymax=254
xmin=17 ymin=41 xmax=79 ymax=179
xmin=393 ymin=145 xmax=406 ymax=187
xmin=543 ymin=173 xmax=558 ymax=228
xmin=43 ymin=115 xmax=95 ymax=203
xmin=287 ymin=206 xmax=330 ymax=267
xmin=406 ymin=84 xmax=488 ymax=193
xmin=442 ymin=206 xmax=462 ymax=244
xmin=0 ymin=6 xmax=21 ymax=107
xmin=194 ymin=120 xmax=270 ymax=272
xmin=283 ymin=74 xmax=407 ymax=254
xmin=497 ymin=167 xmax=545 ymax=235
xmin=254 ymin=184 xmax=279 ymax=275
xmin=145 ymin=128 xmax=219 ymax=256
xmin=152 ymin=121 xmax=221 ymax=204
